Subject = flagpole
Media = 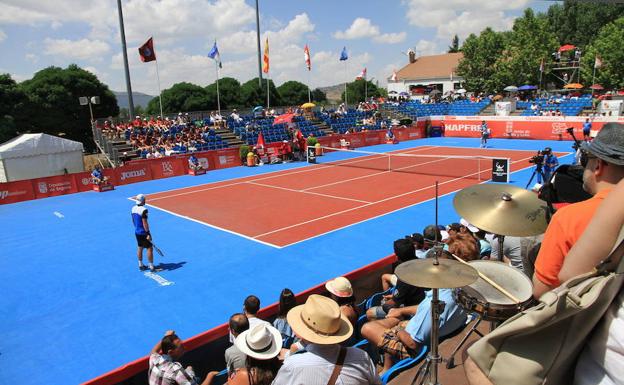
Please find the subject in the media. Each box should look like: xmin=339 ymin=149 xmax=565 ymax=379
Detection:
xmin=307 ymin=69 xmax=311 ymax=103
xmin=215 ymin=61 xmax=221 ymax=115
xmin=344 ymin=60 xmax=348 ymax=109
xmin=155 ymin=58 xmax=164 ymax=118
xmin=266 ymin=74 xmax=270 ymax=109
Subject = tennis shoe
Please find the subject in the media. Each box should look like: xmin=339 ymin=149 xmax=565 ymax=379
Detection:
xmin=139 ymin=265 xmax=148 ymax=271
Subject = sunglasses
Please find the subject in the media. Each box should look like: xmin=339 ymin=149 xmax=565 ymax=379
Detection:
xmin=580 ymin=150 xmax=597 ymax=168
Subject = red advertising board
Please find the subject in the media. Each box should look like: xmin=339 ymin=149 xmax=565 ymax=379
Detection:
xmin=74 ymin=171 xmax=96 ymax=192
xmin=115 ymin=163 xmax=153 ymax=185
xmin=0 ymin=180 xmax=36 ymax=204
xmin=149 ymin=158 xmax=187 ymax=180
xmin=211 ymin=148 xmax=241 ymax=170
xmin=33 ymin=174 xmax=78 ymax=199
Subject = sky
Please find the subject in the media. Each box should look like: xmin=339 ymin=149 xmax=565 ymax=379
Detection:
xmin=0 ymin=0 xmax=553 ymax=96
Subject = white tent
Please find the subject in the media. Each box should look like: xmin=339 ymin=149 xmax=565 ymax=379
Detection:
xmin=0 ymin=133 xmax=84 ymax=182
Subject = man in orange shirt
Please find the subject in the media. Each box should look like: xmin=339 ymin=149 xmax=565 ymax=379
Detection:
xmin=532 ymin=123 xmax=624 ymax=298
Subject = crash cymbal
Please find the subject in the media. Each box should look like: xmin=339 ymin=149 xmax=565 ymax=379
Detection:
xmin=453 ymin=184 xmax=548 ymax=237
xmin=395 ymin=257 xmax=478 ymax=288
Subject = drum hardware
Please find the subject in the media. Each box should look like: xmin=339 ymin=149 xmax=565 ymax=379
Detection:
xmin=445 ymin=260 xmax=534 ymax=369
xmin=395 ymin=181 xmax=479 ymax=385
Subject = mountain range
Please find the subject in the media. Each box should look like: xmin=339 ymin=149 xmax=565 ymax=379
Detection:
xmin=113 ymin=91 xmax=155 ymax=109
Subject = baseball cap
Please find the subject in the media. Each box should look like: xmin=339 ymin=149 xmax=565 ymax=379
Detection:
xmin=136 ymin=194 xmax=146 ymax=204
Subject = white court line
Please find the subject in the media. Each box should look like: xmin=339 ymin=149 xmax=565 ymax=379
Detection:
xmin=246 ymin=181 xmax=372 ymax=204
xmin=302 ymin=154 xmax=471 ymax=192
xmin=252 ymin=156 xmax=533 ymax=240
xmin=147 ymin=145 xmax=438 ymax=201
xmin=126 ymin=197 xmax=283 ymax=249
xmin=276 ymin=156 xmax=538 ymax=248
xmin=53 ymin=211 xmax=64 ymax=218
xmin=144 ymin=271 xmax=175 ymax=286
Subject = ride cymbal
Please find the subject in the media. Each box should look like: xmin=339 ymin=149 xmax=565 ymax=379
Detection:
xmin=453 ymin=184 xmax=548 ymax=237
xmin=395 ymin=258 xmax=478 ymax=289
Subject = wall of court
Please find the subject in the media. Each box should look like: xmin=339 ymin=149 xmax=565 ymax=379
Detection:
xmin=0 ymin=126 xmax=424 ymax=205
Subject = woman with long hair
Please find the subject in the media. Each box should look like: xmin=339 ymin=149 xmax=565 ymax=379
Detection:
xmin=227 ymin=324 xmax=282 ymax=385
xmin=272 ymin=288 xmax=297 ymax=348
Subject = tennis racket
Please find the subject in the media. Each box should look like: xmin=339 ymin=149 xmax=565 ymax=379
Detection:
xmin=152 ymin=242 xmax=164 ymax=257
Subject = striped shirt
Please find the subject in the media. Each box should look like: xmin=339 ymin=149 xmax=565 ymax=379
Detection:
xmin=272 ymin=343 xmax=381 ymax=385
xmin=148 ymin=353 xmax=198 ymax=385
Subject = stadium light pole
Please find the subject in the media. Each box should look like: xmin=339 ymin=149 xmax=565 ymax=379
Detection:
xmin=117 ymin=0 xmax=135 ymax=119
xmin=255 ymin=0 xmax=263 ymax=87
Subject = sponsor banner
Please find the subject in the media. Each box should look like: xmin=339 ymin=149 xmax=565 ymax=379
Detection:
xmin=0 ymin=180 xmax=36 ymax=204
xmin=150 ymin=158 xmax=186 ymax=180
xmin=34 ymin=174 xmax=78 ymax=199
xmin=74 ymin=171 xmax=97 ymax=192
xmin=115 ymin=163 xmax=152 ymax=185
xmin=364 ymin=131 xmax=383 ymax=146
xmin=492 ymin=158 xmax=510 ymax=183
xmin=211 ymin=148 xmax=240 ymax=170
xmin=348 ymin=134 xmax=364 ymax=148
xmin=441 ymin=117 xmax=614 ymax=140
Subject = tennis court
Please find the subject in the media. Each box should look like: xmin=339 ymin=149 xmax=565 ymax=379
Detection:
xmin=145 ymin=145 xmax=547 ymax=247
xmin=0 ymin=137 xmax=572 ymax=385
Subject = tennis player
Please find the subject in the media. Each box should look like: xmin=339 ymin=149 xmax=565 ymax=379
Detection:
xmin=132 ymin=194 xmax=156 ymax=272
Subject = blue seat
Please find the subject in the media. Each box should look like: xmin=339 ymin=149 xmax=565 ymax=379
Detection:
xmin=380 ymin=346 xmax=428 ymax=385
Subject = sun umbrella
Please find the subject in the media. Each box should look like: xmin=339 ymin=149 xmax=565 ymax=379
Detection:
xmin=504 ymin=86 xmax=518 ymax=92
xmin=253 ymin=106 xmax=264 ymax=112
xmin=558 ymin=44 xmax=575 ymax=53
xmin=301 ymin=102 xmax=315 ymax=109
xmin=399 ymin=91 xmax=410 ymax=96
xmin=456 ymin=88 xmax=467 ymax=94
xmin=564 ymin=83 xmax=583 ymax=89
xmin=518 ymin=85 xmax=537 ymax=91
xmin=388 ymin=90 xmax=398 ymax=94
xmin=589 ymin=84 xmax=604 ymax=90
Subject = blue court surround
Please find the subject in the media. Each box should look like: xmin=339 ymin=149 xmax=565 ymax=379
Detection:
xmin=0 ymin=137 xmax=574 ymax=385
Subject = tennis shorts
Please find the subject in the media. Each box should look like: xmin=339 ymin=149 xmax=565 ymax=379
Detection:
xmin=135 ymin=234 xmax=152 ymax=248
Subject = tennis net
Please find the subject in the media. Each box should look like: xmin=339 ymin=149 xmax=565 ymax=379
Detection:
xmin=309 ymin=146 xmax=509 ymax=181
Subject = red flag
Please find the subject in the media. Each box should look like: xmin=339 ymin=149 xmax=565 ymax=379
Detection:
xmin=256 ymin=131 xmax=266 ymax=149
xmin=262 ymin=38 xmax=270 ymax=74
xmin=138 ymin=37 xmax=156 ymax=62
xmin=304 ymin=44 xmax=311 ymax=71
xmin=273 ymin=113 xmax=294 ymax=125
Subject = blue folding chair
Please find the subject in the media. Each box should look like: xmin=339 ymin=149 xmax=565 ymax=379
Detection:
xmin=380 ymin=345 xmax=428 ymax=385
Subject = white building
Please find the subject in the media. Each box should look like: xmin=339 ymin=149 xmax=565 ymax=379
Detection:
xmin=388 ymin=52 xmax=464 ymax=97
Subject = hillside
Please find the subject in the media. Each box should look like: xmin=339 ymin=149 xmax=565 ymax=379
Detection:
xmin=113 ymin=91 xmax=155 ymax=109
xmin=318 ymin=84 xmax=344 ymax=103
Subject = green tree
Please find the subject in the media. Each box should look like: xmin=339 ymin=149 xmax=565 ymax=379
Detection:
xmin=311 ymin=88 xmax=327 ymax=103
xmin=581 ymin=17 xmax=624 ymax=89
xmin=19 ymin=64 xmax=118 ymax=150
xmin=205 ymin=77 xmax=241 ymax=109
xmin=341 ymin=79 xmax=384 ymax=103
xmin=495 ymin=9 xmax=558 ymax=88
xmin=456 ymin=28 xmax=508 ymax=92
xmin=0 ymin=74 xmax=29 ymax=143
xmin=240 ymin=78 xmax=281 ymax=107
xmin=277 ymin=80 xmax=310 ymax=106
xmin=146 ymin=82 xmax=212 ymax=115
xmin=546 ymin=1 xmax=624 ymax=48
xmin=448 ymin=35 xmax=460 ymax=53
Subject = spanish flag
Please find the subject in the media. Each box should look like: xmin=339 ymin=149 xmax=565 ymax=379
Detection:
xmin=262 ymin=38 xmax=269 ymax=74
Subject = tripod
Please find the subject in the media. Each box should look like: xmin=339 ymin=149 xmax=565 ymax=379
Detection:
xmin=525 ymin=163 xmax=548 ymax=189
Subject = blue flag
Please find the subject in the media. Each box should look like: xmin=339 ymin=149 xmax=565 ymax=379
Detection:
xmin=340 ymin=46 xmax=348 ymax=61
xmin=208 ymin=41 xmax=222 ymax=68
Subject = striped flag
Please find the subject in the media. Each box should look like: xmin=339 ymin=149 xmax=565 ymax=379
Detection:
xmin=391 ymin=70 xmax=397 ymax=82
xmin=356 ymin=68 xmax=367 ymax=80
xmin=304 ymin=44 xmax=311 ymax=70
xmin=262 ymin=38 xmax=269 ymax=74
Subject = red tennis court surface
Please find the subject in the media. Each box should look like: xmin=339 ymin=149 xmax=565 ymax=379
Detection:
xmin=146 ymin=146 xmax=554 ymax=247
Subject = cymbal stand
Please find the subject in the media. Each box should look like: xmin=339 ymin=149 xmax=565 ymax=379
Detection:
xmin=413 ymin=247 xmax=445 ymax=385
xmin=445 ymin=315 xmax=485 ymax=369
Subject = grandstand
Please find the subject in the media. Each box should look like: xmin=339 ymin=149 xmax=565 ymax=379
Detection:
xmin=516 ymin=94 xmax=593 ymax=116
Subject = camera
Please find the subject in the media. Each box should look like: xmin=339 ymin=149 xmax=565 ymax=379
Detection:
xmin=528 ymin=151 xmax=545 ymax=165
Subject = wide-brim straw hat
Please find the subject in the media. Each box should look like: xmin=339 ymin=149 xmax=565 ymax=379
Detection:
xmin=287 ymin=294 xmax=353 ymax=345
xmin=325 ymin=277 xmax=353 ymax=298
xmin=234 ymin=323 xmax=282 ymax=360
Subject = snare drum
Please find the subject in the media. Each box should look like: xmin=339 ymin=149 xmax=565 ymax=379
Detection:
xmin=454 ymin=260 xmax=534 ymax=322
